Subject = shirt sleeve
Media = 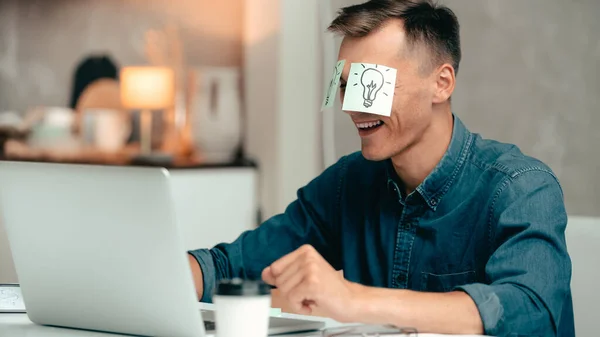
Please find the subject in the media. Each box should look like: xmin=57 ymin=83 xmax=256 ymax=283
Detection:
xmin=456 ymin=169 xmax=572 ymax=336
xmin=188 ymin=155 xmax=349 ymax=303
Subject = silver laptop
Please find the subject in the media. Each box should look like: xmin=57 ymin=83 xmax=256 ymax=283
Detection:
xmin=0 ymin=161 xmax=325 ymax=337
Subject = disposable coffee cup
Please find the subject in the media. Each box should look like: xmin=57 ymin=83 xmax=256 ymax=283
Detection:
xmin=214 ymin=278 xmax=271 ymax=337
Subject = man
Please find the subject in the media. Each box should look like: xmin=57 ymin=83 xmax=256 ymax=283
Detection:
xmin=188 ymin=1 xmax=574 ymax=336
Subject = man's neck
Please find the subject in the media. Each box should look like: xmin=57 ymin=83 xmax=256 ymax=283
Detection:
xmin=391 ymin=111 xmax=454 ymax=196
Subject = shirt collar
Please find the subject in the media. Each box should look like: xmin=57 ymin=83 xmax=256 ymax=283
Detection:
xmin=386 ymin=114 xmax=474 ymax=210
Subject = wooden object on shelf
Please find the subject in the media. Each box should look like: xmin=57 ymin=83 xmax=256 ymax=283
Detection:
xmin=3 ymin=140 xmax=134 ymax=165
xmin=1 ymin=139 xmax=212 ymax=168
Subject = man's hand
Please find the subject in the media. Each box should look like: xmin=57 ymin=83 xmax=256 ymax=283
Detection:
xmin=262 ymin=245 xmax=358 ymax=322
xmin=262 ymin=245 xmax=483 ymax=334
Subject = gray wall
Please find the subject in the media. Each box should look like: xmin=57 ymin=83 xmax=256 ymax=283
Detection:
xmin=331 ymin=0 xmax=600 ymax=217
xmin=0 ymin=0 xmax=243 ymax=114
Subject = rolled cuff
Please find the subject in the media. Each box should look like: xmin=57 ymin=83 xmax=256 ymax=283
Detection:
xmin=188 ymin=249 xmax=216 ymax=303
xmin=455 ymin=283 xmax=504 ymax=336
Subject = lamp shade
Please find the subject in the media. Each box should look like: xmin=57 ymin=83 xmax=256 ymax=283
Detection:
xmin=120 ymin=66 xmax=175 ymax=109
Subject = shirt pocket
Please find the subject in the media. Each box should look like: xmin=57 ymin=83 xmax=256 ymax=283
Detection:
xmin=421 ymin=270 xmax=476 ymax=292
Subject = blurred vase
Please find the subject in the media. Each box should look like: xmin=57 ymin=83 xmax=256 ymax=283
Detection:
xmin=191 ymin=67 xmax=242 ymax=164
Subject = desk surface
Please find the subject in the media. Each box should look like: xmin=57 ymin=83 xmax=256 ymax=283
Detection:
xmin=0 ymin=313 xmax=485 ymax=337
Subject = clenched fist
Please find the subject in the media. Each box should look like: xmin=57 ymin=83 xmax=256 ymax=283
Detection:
xmin=261 ymin=244 xmax=361 ymax=322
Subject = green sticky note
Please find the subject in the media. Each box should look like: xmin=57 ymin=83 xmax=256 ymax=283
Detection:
xmin=321 ymin=60 xmax=346 ymax=110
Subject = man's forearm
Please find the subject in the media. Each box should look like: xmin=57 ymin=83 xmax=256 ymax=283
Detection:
xmin=188 ymin=254 xmax=204 ymax=300
xmin=349 ymin=283 xmax=484 ymax=335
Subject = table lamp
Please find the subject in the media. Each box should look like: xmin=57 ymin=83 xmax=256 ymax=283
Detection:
xmin=120 ymin=66 xmax=175 ymax=155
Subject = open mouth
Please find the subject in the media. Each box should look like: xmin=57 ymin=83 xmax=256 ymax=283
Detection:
xmin=355 ymin=120 xmax=384 ymax=131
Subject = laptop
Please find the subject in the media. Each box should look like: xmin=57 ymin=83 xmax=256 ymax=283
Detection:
xmin=0 ymin=161 xmax=326 ymax=337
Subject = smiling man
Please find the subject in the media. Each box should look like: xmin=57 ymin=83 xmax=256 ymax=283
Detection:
xmin=188 ymin=1 xmax=574 ymax=336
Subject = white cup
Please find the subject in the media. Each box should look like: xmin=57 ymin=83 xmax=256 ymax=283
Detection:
xmin=83 ymin=109 xmax=130 ymax=152
xmin=213 ymin=279 xmax=271 ymax=337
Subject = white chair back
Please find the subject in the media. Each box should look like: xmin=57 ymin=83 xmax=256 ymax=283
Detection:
xmin=566 ymin=216 xmax=600 ymax=337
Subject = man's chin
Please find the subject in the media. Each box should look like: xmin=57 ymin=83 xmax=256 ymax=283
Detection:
xmin=360 ymin=147 xmax=389 ymax=162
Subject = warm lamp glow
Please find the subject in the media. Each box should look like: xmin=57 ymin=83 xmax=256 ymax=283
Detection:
xmin=119 ymin=66 xmax=175 ymax=155
xmin=120 ymin=67 xmax=175 ymax=109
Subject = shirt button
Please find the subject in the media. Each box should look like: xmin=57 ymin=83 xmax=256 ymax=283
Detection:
xmin=396 ymin=274 xmax=407 ymax=284
xmin=430 ymin=199 xmax=437 ymax=206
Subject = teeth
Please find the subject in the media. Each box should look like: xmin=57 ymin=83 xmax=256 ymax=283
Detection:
xmin=356 ymin=120 xmax=382 ymax=129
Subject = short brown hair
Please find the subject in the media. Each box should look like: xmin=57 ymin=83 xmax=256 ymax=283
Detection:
xmin=328 ymin=0 xmax=461 ymax=75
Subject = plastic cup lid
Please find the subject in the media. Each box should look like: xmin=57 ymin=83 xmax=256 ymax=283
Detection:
xmin=215 ymin=278 xmax=271 ymax=296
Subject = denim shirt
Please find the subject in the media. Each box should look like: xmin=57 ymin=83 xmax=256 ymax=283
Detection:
xmin=189 ymin=115 xmax=574 ymax=337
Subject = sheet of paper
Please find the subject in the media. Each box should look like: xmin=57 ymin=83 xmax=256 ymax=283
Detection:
xmin=321 ymin=60 xmax=346 ymax=110
xmin=0 ymin=285 xmax=26 ymax=313
xmin=341 ymin=63 xmax=397 ymax=117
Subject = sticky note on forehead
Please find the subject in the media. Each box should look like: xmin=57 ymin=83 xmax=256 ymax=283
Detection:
xmin=342 ymin=63 xmax=397 ymax=117
xmin=321 ymin=60 xmax=346 ymax=110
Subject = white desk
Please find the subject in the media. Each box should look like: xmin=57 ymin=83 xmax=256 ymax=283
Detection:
xmin=0 ymin=313 xmax=485 ymax=337
xmin=1 ymin=314 xmax=116 ymax=337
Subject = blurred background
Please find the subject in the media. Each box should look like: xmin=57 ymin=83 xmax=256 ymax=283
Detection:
xmin=1 ymin=0 xmax=597 ymax=217
xmin=0 ymin=0 xmax=598 ymax=331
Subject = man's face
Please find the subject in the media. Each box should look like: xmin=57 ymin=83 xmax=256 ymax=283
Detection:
xmin=338 ymin=20 xmax=438 ymax=161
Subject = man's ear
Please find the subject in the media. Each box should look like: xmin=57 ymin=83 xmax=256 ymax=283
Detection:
xmin=432 ymin=64 xmax=455 ymax=104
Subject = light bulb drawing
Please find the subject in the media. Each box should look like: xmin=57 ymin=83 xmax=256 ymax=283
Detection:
xmin=351 ymin=64 xmax=393 ymax=109
xmin=360 ymin=68 xmax=384 ymax=108
xmin=342 ymin=62 xmax=396 ymax=117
